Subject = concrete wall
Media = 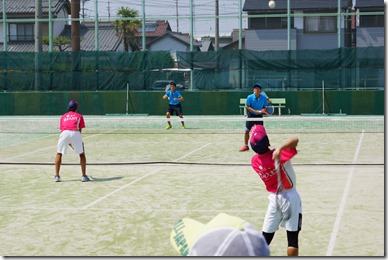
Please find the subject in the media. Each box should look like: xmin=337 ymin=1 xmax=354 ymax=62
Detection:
xmin=0 ymin=90 xmax=383 ymax=116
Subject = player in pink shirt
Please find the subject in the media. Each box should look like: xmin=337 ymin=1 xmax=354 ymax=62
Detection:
xmin=250 ymin=124 xmax=302 ymax=256
xmin=54 ymin=100 xmax=90 ymax=182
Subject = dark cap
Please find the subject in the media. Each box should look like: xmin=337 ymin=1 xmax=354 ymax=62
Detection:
xmin=253 ymin=82 xmax=262 ymax=89
xmin=67 ymin=100 xmax=78 ymax=111
xmin=249 ymin=125 xmax=270 ymax=154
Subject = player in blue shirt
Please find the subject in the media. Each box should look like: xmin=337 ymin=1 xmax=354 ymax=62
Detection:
xmin=163 ymin=81 xmax=186 ymax=129
xmin=239 ymin=82 xmax=269 ymax=152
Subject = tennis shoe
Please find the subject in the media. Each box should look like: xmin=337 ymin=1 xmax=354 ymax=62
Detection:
xmin=182 ymin=125 xmax=186 ymax=129
xmin=81 ymin=175 xmax=90 ymax=182
xmin=54 ymin=176 xmax=61 ymax=182
xmin=239 ymin=145 xmax=249 ymax=152
xmin=165 ymin=125 xmax=172 ymax=130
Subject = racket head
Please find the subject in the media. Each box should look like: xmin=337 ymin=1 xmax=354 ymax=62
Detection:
xmin=165 ymin=84 xmax=170 ymax=92
xmin=266 ymin=105 xmax=274 ymax=115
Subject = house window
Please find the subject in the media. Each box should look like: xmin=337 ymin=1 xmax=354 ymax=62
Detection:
xmin=359 ymin=15 xmax=384 ymax=27
xmin=304 ymin=16 xmax=337 ymax=33
xmin=138 ymin=22 xmax=157 ymax=33
xmin=9 ymin=23 xmax=34 ymax=42
xmin=250 ymin=16 xmax=293 ymax=29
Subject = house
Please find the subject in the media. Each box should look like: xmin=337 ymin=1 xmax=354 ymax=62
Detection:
xmin=147 ymin=31 xmax=201 ymax=52
xmin=242 ymin=0 xmax=384 ymax=51
xmin=200 ymin=35 xmax=234 ymax=50
xmin=199 ymin=39 xmax=215 ymax=52
xmin=221 ymin=29 xmax=246 ymax=50
xmin=0 ymin=9 xmax=200 ymax=53
xmin=60 ymin=22 xmax=122 ymax=51
xmin=0 ymin=0 xmax=70 ymax=52
xmin=135 ymin=20 xmax=172 ymax=49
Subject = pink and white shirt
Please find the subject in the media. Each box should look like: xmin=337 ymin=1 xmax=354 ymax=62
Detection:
xmin=59 ymin=111 xmax=85 ymax=132
xmin=251 ymin=148 xmax=297 ymax=193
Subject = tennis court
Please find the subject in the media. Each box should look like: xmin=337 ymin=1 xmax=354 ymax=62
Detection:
xmin=0 ymin=115 xmax=384 ymax=256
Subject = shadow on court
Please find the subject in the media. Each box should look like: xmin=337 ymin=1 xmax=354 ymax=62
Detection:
xmin=89 ymin=176 xmax=124 ymax=182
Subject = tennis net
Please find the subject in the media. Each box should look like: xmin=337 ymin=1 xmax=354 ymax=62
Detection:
xmin=0 ymin=115 xmax=383 ymax=166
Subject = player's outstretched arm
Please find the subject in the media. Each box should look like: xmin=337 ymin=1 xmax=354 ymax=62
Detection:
xmin=272 ymin=137 xmax=299 ymax=160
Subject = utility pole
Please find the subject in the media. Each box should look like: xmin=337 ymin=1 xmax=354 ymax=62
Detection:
xmin=71 ymin=0 xmax=81 ymax=90
xmin=34 ymin=0 xmax=42 ymax=91
xmin=351 ymin=0 xmax=356 ymax=47
xmin=71 ymin=0 xmax=80 ymax=51
xmin=215 ymin=0 xmax=219 ymax=50
xmin=176 ymin=0 xmax=179 ymax=32
xmin=345 ymin=0 xmax=352 ymax=47
xmin=81 ymin=0 xmax=90 ymax=18
xmin=35 ymin=0 xmax=42 ymax=52
xmin=107 ymin=1 xmax=111 ymax=21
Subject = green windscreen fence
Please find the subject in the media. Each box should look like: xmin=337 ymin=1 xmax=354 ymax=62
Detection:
xmin=0 ymin=47 xmax=383 ymax=91
xmin=176 ymin=47 xmax=384 ymax=90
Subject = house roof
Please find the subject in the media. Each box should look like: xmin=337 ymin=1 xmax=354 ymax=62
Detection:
xmin=0 ymin=22 xmax=121 ymax=52
xmin=243 ymin=0 xmax=384 ymax=12
xmin=199 ymin=39 xmax=214 ymax=52
xmin=60 ymin=22 xmax=121 ymax=51
xmin=0 ymin=42 xmax=50 ymax=52
xmin=0 ymin=0 xmax=70 ymax=16
xmin=221 ymin=39 xmax=245 ymax=50
xmin=147 ymin=31 xmax=202 ymax=49
xmin=136 ymin=20 xmax=172 ymax=37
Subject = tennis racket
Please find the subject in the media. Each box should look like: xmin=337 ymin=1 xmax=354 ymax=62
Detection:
xmin=274 ymin=157 xmax=283 ymax=212
xmin=265 ymin=105 xmax=274 ymax=115
xmin=275 ymin=158 xmax=282 ymax=194
xmin=165 ymin=84 xmax=170 ymax=92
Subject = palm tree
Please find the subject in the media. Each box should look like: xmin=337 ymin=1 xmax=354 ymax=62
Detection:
xmin=112 ymin=7 xmax=142 ymax=52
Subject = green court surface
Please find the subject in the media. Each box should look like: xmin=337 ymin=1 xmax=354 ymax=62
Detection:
xmin=0 ymin=116 xmax=384 ymax=256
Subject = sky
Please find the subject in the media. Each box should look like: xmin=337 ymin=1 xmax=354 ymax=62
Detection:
xmin=82 ymin=0 xmax=248 ymax=37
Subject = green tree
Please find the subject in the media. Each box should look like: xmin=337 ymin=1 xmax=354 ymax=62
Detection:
xmin=42 ymin=36 xmax=71 ymax=51
xmin=112 ymin=7 xmax=141 ymax=52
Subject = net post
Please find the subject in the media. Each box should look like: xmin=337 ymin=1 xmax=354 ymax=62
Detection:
xmin=126 ymin=82 xmax=129 ymax=115
xmin=322 ymin=80 xmax=325 ymax=115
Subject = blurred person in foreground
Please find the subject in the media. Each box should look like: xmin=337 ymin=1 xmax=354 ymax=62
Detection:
xmin=54 ymin=100 xmax=90 ymax=182
xmin=170 ymin=212 xmax=270 ymax=256
xmin=163 ymin=81 xmax=186 ymax=129
xmin=239 ymin=82 xmax=269 ymax=152
xmin=250 ymin=124 xmax=302 ymax=256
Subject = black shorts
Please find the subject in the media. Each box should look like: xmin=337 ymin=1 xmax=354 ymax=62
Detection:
xmin=167 ymin=104 xmax=183 ymax=116
xmin=246 ymin=113 xmax=263 ymax=130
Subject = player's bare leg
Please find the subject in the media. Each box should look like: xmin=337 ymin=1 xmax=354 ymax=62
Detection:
xmin=179 ymin=114 xmax=186 ymax=128
xmin=165 ymin=112 xmax=172 ymax=129
xmin=55 ymin=153 xmax=62 ymax=176
xmin=79 ymin=152 xmax=86 ymax=177
xmin=287 ymin=247 xmax=298 ymax=256
xmin=239 ymin=130 xmax=250 ymax=151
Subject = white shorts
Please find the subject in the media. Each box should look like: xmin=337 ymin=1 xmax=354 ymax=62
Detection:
xmin=57 ymin=130 xmax=84 ymax=155
xmin=262 ymin=188 xmax=302 ymax=233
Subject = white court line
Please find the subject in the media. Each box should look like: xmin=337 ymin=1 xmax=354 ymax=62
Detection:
xmin=2 ymin=131 xmax=113 ymax=161
xmin=82 ymin=143 xmax=212 ymax=209
xmin=0 ymin=134 xmax=57 ymax=149
xmin=325 ymin=130 xmax=365 ymax=256
xmin=0 ymin=207 xmax=265 ymax=213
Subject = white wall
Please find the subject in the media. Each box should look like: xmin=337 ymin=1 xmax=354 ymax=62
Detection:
xmin=52 ymin=9 xmax=69 ymax=37
xmin=149 ymin=37 xmax=188 ymax=52
xmin=245 ymin=29 xmax=297 ymax=51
